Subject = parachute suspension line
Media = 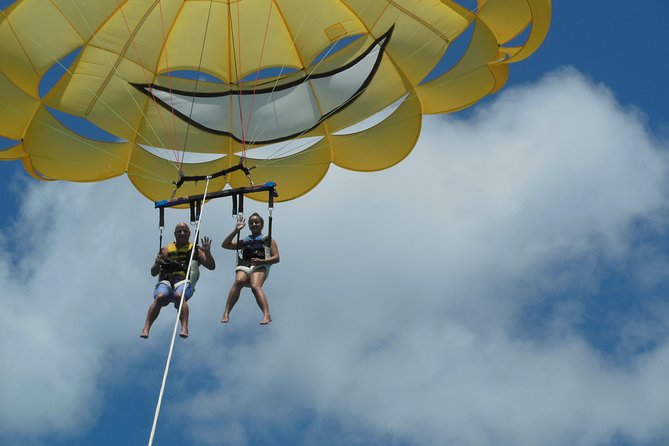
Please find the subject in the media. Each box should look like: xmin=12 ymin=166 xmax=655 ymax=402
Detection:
xmin=154 ymin=0 xmax=182 ymax=161
xmin=114 ymin=0 xmax=181 ymax=164
xmin=229 ymin=15 xmax=390 ymax=165
xmin=238 ymin=30 xmax=352 ymax=165
xmin=179 ymin=0 xmax=216 ymax=168
xmin=240 ymin=0 xmax=275 ymax=153
xmin=218 ymin=2 xmax=349 ymax=170
xmin=228 ymin=0 xmax=248 ymax=162
xmin=147 ymin=175 xmax=213 ymax=446
xmin=239 ymin=0 xmax=312 ymax=154
xmin=66 ymin=1 xmax=180 ymax=170
xmin=227 ymin=0 xmax=272 ymax=189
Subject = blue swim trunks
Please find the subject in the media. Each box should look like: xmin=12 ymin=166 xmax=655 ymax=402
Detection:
xmin=153 ymin=280 xmax=195 ymax=307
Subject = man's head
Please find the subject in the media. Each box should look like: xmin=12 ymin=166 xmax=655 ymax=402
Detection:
xmin=174 ymin=223 xmax=191 ymax=244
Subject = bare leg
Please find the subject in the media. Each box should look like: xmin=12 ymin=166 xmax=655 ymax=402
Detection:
xmin=221 ymin=271 xmax=248 ymax=323
xmin=141 ymin=295 xmax=168 ymax=338
xmin=249 ymin=270 xmax=271 ymax=325
xmin=174 ymin=294 xmax=190 ymax=338
xmin=180 ymin=302 xmax=189 ymax=338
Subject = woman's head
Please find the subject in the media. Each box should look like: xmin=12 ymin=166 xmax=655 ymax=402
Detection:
xmin=248 ymin=213 xmax=264 ymax=233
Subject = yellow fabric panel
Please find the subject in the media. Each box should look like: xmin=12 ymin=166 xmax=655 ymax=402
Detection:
xmin=417 ymin=66 xmax=497 ymax=114
xmin=42 ymin=47 xmax=103 ymax=115
xmin=21 ymin=155 xmax=55 ymax=181
xmin=442 ymin=18 xmax=500 ymax=82
xmin=476 ymin=0 xmax=551 ymax=63
xmin=332 ymin=91 xmax=421 ymax=171
xmin=338 ymin=0 xmax=387 ymax=29
xmin=0 ymin=16 xmax=39 ymax=96
xmin=127 ymin=145 xmax=230 ymax=203
xmin=307 ymin=33 xmax=369 ymax=74
xmin=229 ymin=0 xmax=306 ymax=81
xmin=60 ymin=54 xmax=156 ymax=141
xmin=159 ymin=1 xmax=231 ymax=80
xmin=164 ymin=0 xmax=304 ymax=82
xmin=274 ymin=0 xmax=367 ymax=68
xmin=44 ymin=45 xmax=147 ymax=119
xmin=24 ymin=106 xmax=131 ymax=181
xmin=478 ymin=0 xmax=532 ymax=43
xmin=365 ymin=0 xmax=469 ymax=85
xmin=0 ymin=142 xmax=26 ymax=160
xmin=0 ymin=0 xmax=82 ymax=95
xmin=415 ymin=18 xmax=499 ymax=114
xmin=488 ymin=60 xmax=510 ymax=95
xmin=0 ymin=72 xmax=39 ymax=140
xmin=505 ymin=0 xmax=551 ymax=62
xmin=89 ymin=0 xmax=182 ymax=72
xmin=50 ymin=0 xmax=123 ymax=42
xmin=228 ymin=143 xmax=331 ymax=202
xmin=87 ymin=0 xmax=150 ymax=57
xmin=440 ymin=0 xmax=476 ymax=18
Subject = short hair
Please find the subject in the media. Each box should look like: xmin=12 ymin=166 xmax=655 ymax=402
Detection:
xmin=174 ymin=222 xmax=190 ymax=233
xmin=248 ymin=212 xmax=264 ymax=225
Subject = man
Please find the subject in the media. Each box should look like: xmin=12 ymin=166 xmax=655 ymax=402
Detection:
xmin=221 ymin=213 xmax=279 ymax=325
xmin=141 ymin=223 xmax=215 ymax=339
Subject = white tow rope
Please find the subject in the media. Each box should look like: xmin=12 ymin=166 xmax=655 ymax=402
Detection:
xmin=148 ymin=176 xmax=212 ymax=446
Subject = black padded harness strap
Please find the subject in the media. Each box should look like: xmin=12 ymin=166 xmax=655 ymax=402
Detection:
xmin=174 ymin=162 xmax=252 ymax=190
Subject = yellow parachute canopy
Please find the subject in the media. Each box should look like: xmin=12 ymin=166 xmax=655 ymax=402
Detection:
xmin=0 ymin=0 xmax=551 ymax=202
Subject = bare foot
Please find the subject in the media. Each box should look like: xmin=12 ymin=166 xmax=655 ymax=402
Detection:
xmin=140 ymin=330 xmax=149 ymax=339
xmin=179 ymin=329 xmax=188 ymax=338
xmin=260 ymin=315 xmax=272 ymax=325
xmin=220 ymin=313 xmax=230 ymax=323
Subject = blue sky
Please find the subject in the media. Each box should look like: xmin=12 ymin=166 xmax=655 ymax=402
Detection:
xmin=2 ymin=2 xmax=669 ymax=446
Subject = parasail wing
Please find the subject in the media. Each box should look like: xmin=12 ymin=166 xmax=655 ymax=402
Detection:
xmin=0 ymin=0 xmax=551 ymax=202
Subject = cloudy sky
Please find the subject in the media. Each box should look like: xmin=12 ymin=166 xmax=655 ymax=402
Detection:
xmin=2 ymin=1 xmax=669 ymax=446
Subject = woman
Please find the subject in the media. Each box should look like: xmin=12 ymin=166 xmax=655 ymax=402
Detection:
xmin=221 ymin=213 xmax=279 ymax=325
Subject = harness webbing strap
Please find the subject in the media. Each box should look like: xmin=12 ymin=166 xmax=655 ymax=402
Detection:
xmin=147 ymin=176 xmax=212 ymax=446
xmin=174 ymin=162 xmax=252 ymax=189
xmin=189 ymin=201 xmax=196 ymax=224
xmin=267 ymin=189 xmax=274 ymax=242
xmin=236 ymin=194 xmax=245 ymax=264
xmin=158 ymin=208 xmax=165 ymax=251
xmin=268 ymin=215 xmax=273 ymax=242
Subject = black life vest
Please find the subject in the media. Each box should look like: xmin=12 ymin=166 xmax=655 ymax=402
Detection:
xmin=238 ymin=234 xmax=270 ymax=267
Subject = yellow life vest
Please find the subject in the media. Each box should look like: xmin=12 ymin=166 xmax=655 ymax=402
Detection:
xmin=159 ymin=242 xmax=194 ymax=284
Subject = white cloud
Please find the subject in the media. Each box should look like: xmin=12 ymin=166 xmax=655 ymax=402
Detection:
xmin=1 ymin=68 xmax=669 ymax=446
